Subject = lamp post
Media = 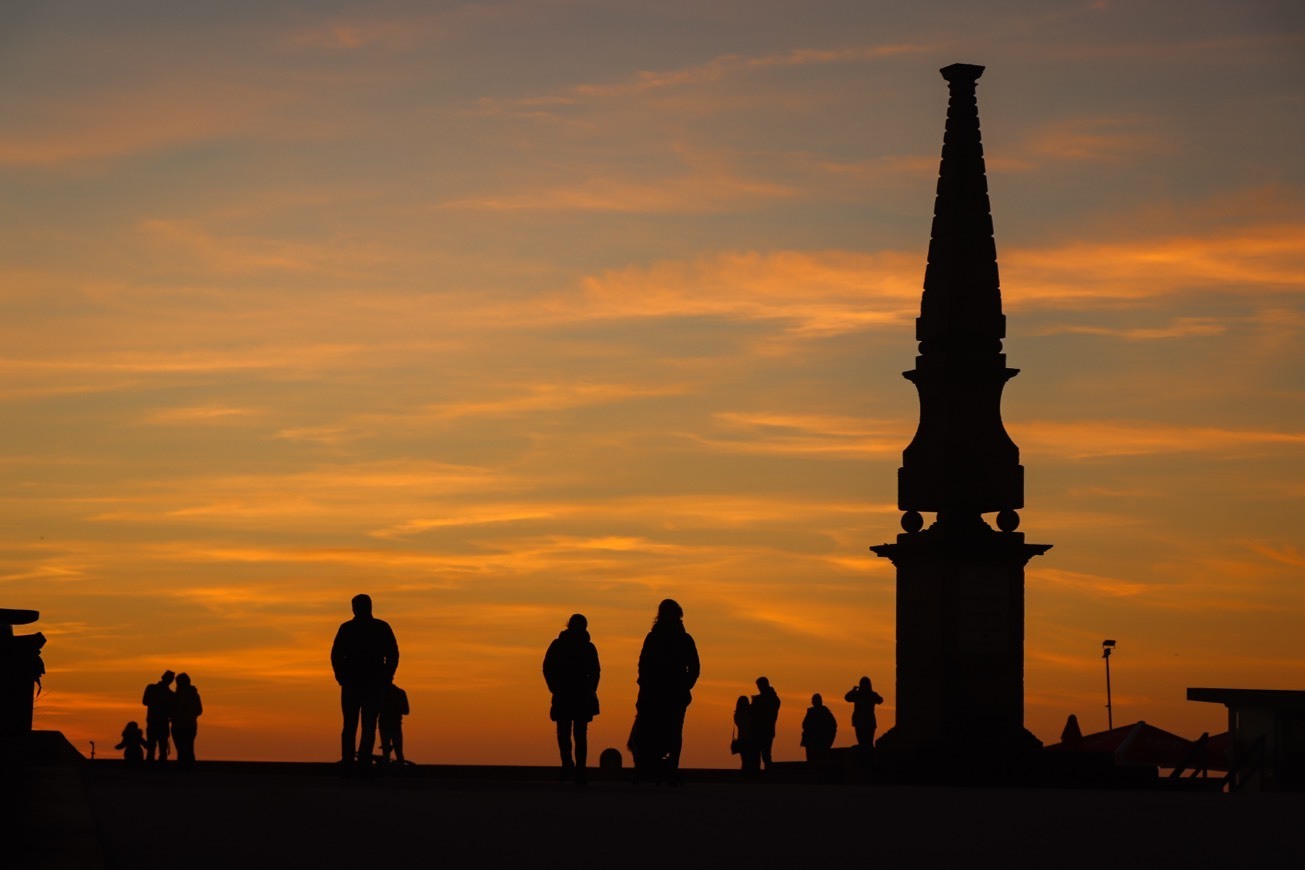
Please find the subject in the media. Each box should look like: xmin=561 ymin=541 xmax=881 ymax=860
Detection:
xmin=1102 ymin=639 xmax=1116 ymax=730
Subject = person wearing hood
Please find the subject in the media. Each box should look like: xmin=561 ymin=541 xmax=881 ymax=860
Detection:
xmin=542 ymin=613 xmax=601 ymax=784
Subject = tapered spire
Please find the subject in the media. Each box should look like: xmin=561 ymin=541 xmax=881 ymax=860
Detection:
xmin=897 ymin=64 xmax=1023 ymax=522
xmin=919 ymin=63 xmax=1004 ymax=358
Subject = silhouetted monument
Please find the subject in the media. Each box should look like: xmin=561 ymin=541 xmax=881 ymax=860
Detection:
xmin=872 ymin=64 xmax=1051 ymax=758
xmin=0 ymin=607 xmax=45 ymax=764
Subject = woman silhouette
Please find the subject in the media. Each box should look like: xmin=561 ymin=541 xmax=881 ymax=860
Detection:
xmin=632 ymin=599 xmax=699 ymax=785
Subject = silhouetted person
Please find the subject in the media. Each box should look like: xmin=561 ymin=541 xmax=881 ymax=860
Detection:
xmin=800 ymin=693 xmax=837 ymax=763
xmin=844 ymin=676 xmax=883 ymax=750
xmin=115 ymin=721 xmax=148 ymax=767
xmin=733 ymin=695 xmax=760 ymax=774
xmin=1060 ymin=713 xmax=1083 ymax=749
xmin=633 ymin=598 xmax=699 ymax=785
xmin=751 ymin=676 xmax=781 ymax=770
xmin=171 ymin=672 xmax=203 ymax=768
xmin=330 ymin=594 xmax=399 ymax=774
xmin=380 ymin=682 xmax=410 ymax=766
xmin=142 ymin=670 xmax=175 ymax=764
xmin=542 ymin=613 xmax=601 ymax=785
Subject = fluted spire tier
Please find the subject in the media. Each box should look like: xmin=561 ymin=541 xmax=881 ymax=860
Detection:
xmin=898 ymin=63 xmax=1022 ymax=518
xmin=919 ymin=63 xmax=1004 ymax=358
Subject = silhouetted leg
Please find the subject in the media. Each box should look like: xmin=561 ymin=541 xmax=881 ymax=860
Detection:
xmin=146 ymin=718 xmax=169 ymax=764
xmin=172 ymin=724 xmax=196 ymax=767
xmin=667 ymin=707 xmax=686 ymax=784
xmin=556 ymin=719 xmax=574 ymax=776
xmin=358 ymin=686 xmax=382 ymax=771
xmin=574 ymin=721 xmax=588 ymax=784
xmin=760 ymin=736 xmax=772 ymax=770
xmin=341 ymin=685 xmax=361 ymax=763
xmin=393 ymin=725 xmax=404 ymax=764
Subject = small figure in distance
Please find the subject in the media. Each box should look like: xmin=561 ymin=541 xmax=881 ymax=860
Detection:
xmin=633 ymin=598 xmax=700 ymax=786
xmin=542 ymin=613 xmax=601 ymax=785
xmin=171 ymin=672 xmax=203 ymax=769
xmin=380 ymin=682 xmax=410 ymax=767
xmin=331 ymin=594 xmax=400 ymax=776
xmin=844 ymin=676 xmax=884 ymax=751
xmin=732 ymin=695 xmax=760 ymax=775
xmin=1060 ymin=713 xmax=1083 ymax=750
xmin=141 ymin=670 xmax=175 ymax=764
xmin=115 ymin=721 xmax=148 ymax=767
xmin=750 ymin=676 xmax=781 ymax=771
xmin=800 ymin=693 xmax=837 ymax=764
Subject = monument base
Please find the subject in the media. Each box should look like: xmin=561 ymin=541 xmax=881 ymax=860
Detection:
xmin=872 ymin=515 xmax=1050 ymax=761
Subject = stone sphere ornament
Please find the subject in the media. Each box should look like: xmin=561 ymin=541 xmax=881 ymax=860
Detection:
xmin=901 ymin=511 xmax=925 ymax=533
xmin=996 ymin=509 xmax=1020 ymax=532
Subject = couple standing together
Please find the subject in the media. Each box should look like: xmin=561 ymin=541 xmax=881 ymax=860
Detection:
xmin=139 ymin=669 xmax=203 ymax=766
xmin=543 ymin=598 xmax=699 ymax=785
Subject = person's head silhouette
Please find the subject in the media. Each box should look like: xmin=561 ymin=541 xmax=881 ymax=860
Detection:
xmin=176 ymin=673 xmax=191 ymax=689
xmin=657 ymin=598 xmax=682 ymax=622
xmin=811 ymin=693 xmax=823 ymax=707
xmin=352 ymin=594 xmax=373 ymax=618
xmin=859 ymin=676 xmax=872 ymax=690
xmin=567 ymin=613 xmax=587 ymax=632
xmin=162 ymin=670 xmax=175 ymax=686
xmin=735 ymin=695 xmax=749 ymax=713
xmin=756 ymin=676 xmax=770 ymax=691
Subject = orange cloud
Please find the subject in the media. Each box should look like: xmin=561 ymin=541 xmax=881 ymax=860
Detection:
xmin=1017 ymin=419 xmax=1305 ymax=459
xmin=1004 ymin=222 xmax=1305 ymax=306
xmin=0 ymin=83 xmax=290 ymax=167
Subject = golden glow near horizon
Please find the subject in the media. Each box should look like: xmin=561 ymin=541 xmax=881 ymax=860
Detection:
xmin=4 ymin=2 xmax=1304 ymax=765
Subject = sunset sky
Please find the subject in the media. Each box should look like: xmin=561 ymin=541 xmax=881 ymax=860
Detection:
xmin=3 ymin=1 xmax=1304 ymax=766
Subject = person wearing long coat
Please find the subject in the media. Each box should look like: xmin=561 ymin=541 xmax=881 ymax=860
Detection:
xmin=733 ymin=695 xmax=760 ymax=774
xmin=632 ymin=598 xmax=699 ymax=785
xmin=171 ymin=672 xmax=203 ymax=768
xmin=543 ymin=613 xmax=600 ymax=784
xmin=800 ymin=693 xmax=837 ymax=763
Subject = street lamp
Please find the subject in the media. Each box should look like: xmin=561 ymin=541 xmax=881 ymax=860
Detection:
xmin=1102 ymin=639 xmax=1116 ymax=730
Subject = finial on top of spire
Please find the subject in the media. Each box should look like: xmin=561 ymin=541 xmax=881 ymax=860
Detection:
xmin=940 ymin=63 xmax=984 ymax=84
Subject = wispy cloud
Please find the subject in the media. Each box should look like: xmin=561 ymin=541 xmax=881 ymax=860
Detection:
xmin=1019 ymin=420 xmax=1305 ymax=459
xmin=475 ymin=43 xmax=934 ymax=114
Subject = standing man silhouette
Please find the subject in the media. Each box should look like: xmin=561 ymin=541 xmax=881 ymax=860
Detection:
xmin=751 ymin=676 xmax=781 ymax=770
xmin=141 ymin=670 xmax=175 ymax=764
xmin=331 ymin=594 xmax=399 ymax=774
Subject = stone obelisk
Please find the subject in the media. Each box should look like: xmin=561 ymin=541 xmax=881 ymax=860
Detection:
xmin=872 ymin=64 xmax=1050 ymax=758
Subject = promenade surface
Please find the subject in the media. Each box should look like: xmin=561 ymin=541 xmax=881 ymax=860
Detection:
xmin=19 ymin=759 xmax=1305 ymax=869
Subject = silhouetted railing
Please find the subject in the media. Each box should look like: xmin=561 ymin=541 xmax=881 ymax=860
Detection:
xmin=1168 ymin=731 xmax=1210 ymax=780
xmin=1227 ymin=734 xmax=1266 ymax=792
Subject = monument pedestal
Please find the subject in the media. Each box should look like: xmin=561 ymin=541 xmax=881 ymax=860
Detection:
xmin=872 ymin=517 xmax=1049 ymax=759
